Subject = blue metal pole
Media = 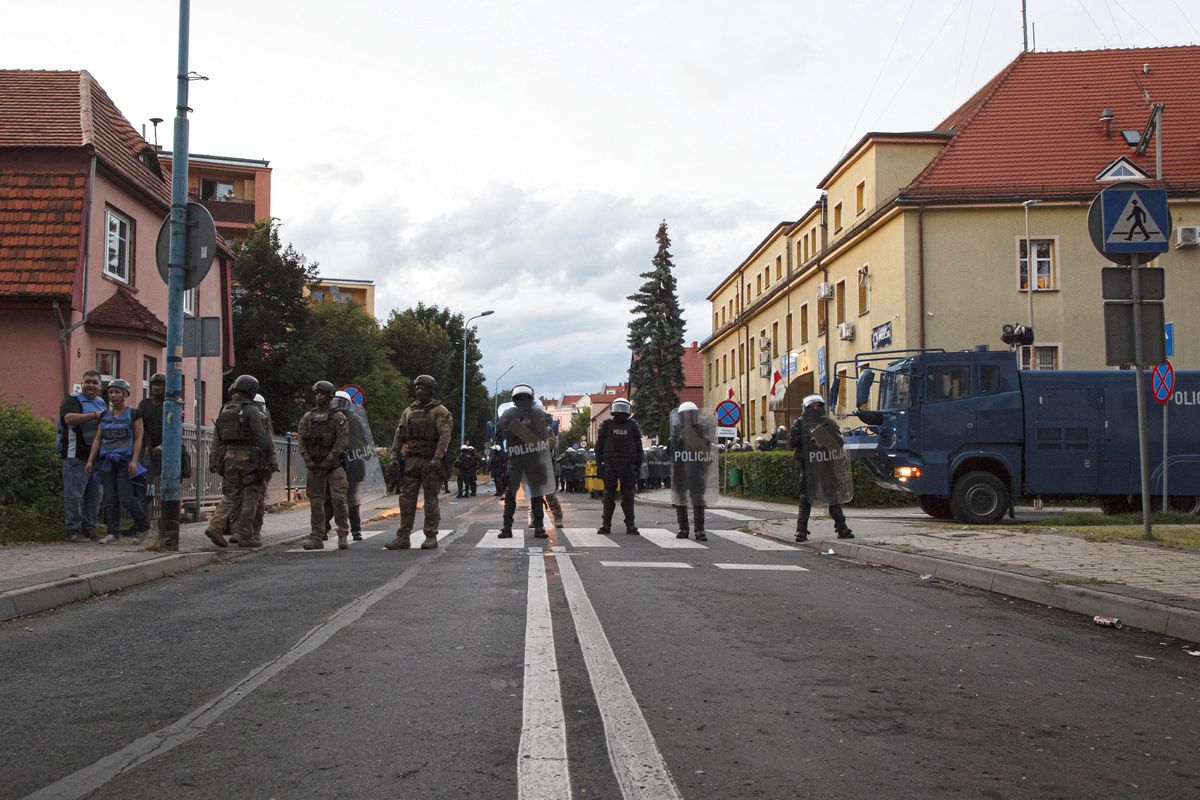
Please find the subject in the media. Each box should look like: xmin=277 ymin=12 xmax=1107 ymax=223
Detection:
xmin=157 ymin=0 xmax=191 ymax=549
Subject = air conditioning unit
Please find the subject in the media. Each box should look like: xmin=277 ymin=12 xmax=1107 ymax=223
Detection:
xmin=816 ymin=281 xmax=834 ymax=300
xmin=1176 ymin=226 xmax=1200 ymax=249
xmin=759 ymin=336 xmax=771 ymax=351
xmin=758 ymin=364 xmax=771 ymax=378
xmin=838 ymin=322 xmax=856 ymax=341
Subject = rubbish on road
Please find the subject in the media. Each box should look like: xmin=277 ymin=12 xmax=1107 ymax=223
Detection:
xmin=920 ymin=574 xmax=933 ymax=581
xmin=822 ymin=548 xmax=835 ymax=555
xmin=1093 ymin=616 xmax=1122 ymax=629
xmin=1183 ymin=649 xmax=1200 ymax=657
xmin=1134 ymin=655 xmax=1155 ymax=660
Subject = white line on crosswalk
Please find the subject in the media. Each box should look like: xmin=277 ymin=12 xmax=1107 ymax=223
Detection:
xmin=706 ymin=530 xmax=799 ymax=551
xmin=557 ymin=528 xmax=620 ymax=548
xmin=518 ymin=548 xmax=571 ymax=798
xmin=706 ymin=508 xmax=762 ymax=521
xmin=712 ymin=563 xmax=809 ymax=571
xmin=477 ymin=529 xmax=528 ymax=548
xmin=637 ymin=528 xmax=708 ymax=549
xmin=598 ymin=561 xmax=692 ymax=569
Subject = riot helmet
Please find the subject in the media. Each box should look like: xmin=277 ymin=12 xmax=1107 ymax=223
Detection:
xmin=611 ymin=398 xmax=632 ymax=418
xmin=803 ymin=394 xmax=825 ymax=409
xmin=253 ymin=393 xmax=266 ymax=406
xmin=231 ymin=374 xmax=259 ymax=397
xmin=333 ymin=389 xmax=353 ymax=410
xmin=511 ymin=383 xmax=534 ymax=409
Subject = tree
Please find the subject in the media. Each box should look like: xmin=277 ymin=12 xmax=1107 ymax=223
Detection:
xmin=560 ymin=408 xmax=591 ymax=452
xmin=229 ymin=220 xmax=319 ymax=429
xmin=627 ymin=221 xmax=686 ymax=438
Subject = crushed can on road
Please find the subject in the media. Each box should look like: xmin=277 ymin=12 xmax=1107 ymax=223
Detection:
xmin=1093 ymin=615 xmax=1122 ymax=629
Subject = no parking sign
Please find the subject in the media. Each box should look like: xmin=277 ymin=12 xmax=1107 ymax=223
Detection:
xmin=1151 ymin=362 xmax=1174 ymax=405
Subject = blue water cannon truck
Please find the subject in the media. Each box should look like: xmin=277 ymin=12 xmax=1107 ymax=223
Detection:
xmin=832 ymin=345 xmax=1200 ymax=524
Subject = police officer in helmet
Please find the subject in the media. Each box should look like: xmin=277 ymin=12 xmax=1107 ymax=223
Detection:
xmin=206 ymin=375 xmax=274 ymax=548
xmin=595 ymin=398 xmax=643 ymax=535
xmin=298 ymin=381 xmax=351 ymax=550
xmin=496 ymin=384 xmax=556 ymax=539
xmin=386 ymin=374 xmax=453 ymax=550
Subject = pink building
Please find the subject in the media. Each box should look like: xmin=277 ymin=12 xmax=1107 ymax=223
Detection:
xmin=0 ymin=70 xmax=235 ymax=424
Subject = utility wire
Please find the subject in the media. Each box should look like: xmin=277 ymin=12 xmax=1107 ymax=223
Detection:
xmin=1104 ymin=0 xmax=1126 ymax=46
xmin=1170 ymin=0 xmax=1200 ymax=38
xmin=1112 ymin=0 xmax=1165 ymax=45
xmin=1077 ymin=0 xmax=1111 ymax=44
xmin=838 ymin=0 xmax=917 ymax=158
xmin=951 ymin=0 xmax=974 ymax=109
xmin=869 ymin=0 xmax=966 ymax=131
xmin=967 ymin=0 xmax=998 ymax=92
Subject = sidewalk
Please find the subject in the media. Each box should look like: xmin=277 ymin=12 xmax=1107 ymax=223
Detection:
xmin=0 ymin=494 xmax=397 ymax=622
xmin=637 ymin=489 xmax=1200 ymax=643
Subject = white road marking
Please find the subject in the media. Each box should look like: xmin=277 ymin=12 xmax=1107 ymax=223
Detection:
xmin=285 ymin=529 xmax=387 ymax=553
xmin=558 ymin=528 xmax=619 ymax=548
xmin=518 ymin=549 xmax=572 ymax=799
xmin=478 ymin=529 xmax=527 ymax=548
xmin=706 ymin=508 xmax=762 ymax=521
xmin=706 ymin=529 xmax=799 ymax=551
xmin=639 ymin=528 xmax=708 ymax=549
xmin=598 ymin=561 xmax=692 ymax=569
xmin=712 ymin=563 xmax=810 ymax=571
xmin=556 ymin=555 xmax=684 ymax=800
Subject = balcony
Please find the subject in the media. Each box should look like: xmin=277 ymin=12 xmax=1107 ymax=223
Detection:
xmin=198 ymin=197 xmax=256 ymax=224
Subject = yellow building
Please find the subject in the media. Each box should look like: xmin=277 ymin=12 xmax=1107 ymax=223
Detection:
xmin=702 ymin=47 xmax=1200 ymax=440
xmin=306 ymin=278 xmax=377 ymax=318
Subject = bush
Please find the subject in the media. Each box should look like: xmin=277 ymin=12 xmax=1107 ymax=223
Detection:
xmin=0 ymin=399 xmax=63 ymax=543
xmin=721 ymin=450 xmax=915 ymax=508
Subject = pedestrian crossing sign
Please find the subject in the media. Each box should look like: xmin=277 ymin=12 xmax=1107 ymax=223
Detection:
xmin=1101 ymin=187 xmax=1170 ymax=254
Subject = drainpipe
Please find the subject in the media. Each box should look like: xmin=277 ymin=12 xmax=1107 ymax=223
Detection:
xmin=819 ymin=193 xmax=830 ymax=401
xmin=58 ymin=153 xmax=98 ymax=394
xmin=822 ymin=266 xmax=832 ymax=402
xmin=917 ymin=204 xmax=926 ymax=348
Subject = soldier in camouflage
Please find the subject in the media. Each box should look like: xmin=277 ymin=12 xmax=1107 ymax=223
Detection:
xmin=249 ymin=393 xmax=278 ymax=544
xmin=385 ymin=374 xmax=453 ymax=550
xmin=206 ymin=375 xmax=274 ymax=548
xmin=298 ymin=381 xmax=351 ymax=550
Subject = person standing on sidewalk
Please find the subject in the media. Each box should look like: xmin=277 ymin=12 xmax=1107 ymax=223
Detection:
xmin=206 ymin=375 xmax=274 ymax=548
xmin=385 ymin=374 xmax=452 ymax=550
xmin=59 ymin=369 xmax=107 ymax=542
xmin=84 ymin=379 xmax=150 ymax=543
xmin=136 ymin=372 xmax=166 ymax=521
xmin=789 ymin=394 xmax=854 ymax=542
xmin=595 ymin=398 xmax=643 ymax=535
xmin=249 ymin=393 xmax=279 ymax=545
xmin=298 ymin=381 xmax=351 ymax=550
xmin=323 ymin=391 xmax=364 ymax=541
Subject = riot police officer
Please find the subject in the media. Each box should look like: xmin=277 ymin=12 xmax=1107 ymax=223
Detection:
xmin=496 ymin=385 xmax=555 ymax=539
xmin=205 ymin=375 xmax=274 ymax=548
xmin=595 ymin=398 xmax=643 ymax=535
xmin=298 ymin=381 xmax=350 ymax=550
xmin=669 ymin=401 xmax=716 ymax=541
xmin=488 ymin=444 xmax=509 ymax=497
xmin=456 ymin=444 xmax=478 ymax=497
xmin=790 ymin=394 xmax=854 ymax=541
xmin=386 ymin=374 xmax=453 ymax=550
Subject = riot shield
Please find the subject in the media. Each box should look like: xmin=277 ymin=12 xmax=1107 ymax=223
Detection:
xmin=801 ymin=416 xmax=853 ymax=506
xmin=341 ymin=403 xmax=379 ymax=504
xmin=500 ymin=404 xmax=557 ymax=498
xmin=669 ymin=409 xmax=719 ymax=507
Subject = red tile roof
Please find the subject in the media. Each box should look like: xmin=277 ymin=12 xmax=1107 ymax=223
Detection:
xmin=588 ymin=393 xmax=616 ymax=404
xmin=86 ymin=286 xmax=167 ymax=340
xmin=562 ymin=394 xmax=584 ymax=405
xmin=681 ymin=343 xmax=703 ymax=388
xmin=906 ymin=46 xmax=1200 ymax=198
xmin=0 ymin=171 xmax=85 ymax=298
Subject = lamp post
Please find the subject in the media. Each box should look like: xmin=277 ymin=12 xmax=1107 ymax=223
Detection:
xmin=1022 ymin=199 xmax=1042 ymax=367
xmin=461 ymin=310 xmax=494 ymax=450
xmin=493 ymin=364 xmax=514 ymax=429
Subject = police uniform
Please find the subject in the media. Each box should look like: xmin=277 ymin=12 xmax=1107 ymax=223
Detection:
xmin=388 ymin=391 xmax=453 ymax=549
xmin=455 ymin=446 xmax=478 ymax=497
xmin=251 ymin=401 xmax=278 ymax=542
xmin=298 ymin=403 xmax=350 ymax=546
xmin=206 ymin=380 xmax=274 ymax=548
xmin=595 ymin=409 xmax=644 ymax=534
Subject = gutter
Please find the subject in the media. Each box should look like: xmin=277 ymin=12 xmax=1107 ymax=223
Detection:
xmin=917 ymin=204 xmax=926 ymax=348
xmin=58 ymin=153 xmax=98 ymax=394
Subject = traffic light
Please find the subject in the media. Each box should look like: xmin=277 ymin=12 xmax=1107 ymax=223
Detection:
xmin=1001 ymin=323 xmax=1034 ymax=347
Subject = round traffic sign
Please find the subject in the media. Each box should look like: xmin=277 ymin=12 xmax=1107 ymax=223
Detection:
xmin=1151 ymin=361 xmax=1174 ymax=405
xmin=156 ymin=202 xmax=218 ymax=289
xmin=715 ymin=400 xmax=741 ymax=427
xmin=340 ymin=384 xmax=365 ymax=406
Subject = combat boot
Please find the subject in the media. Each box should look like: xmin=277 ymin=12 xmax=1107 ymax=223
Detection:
xmin=302 ymin=535 xmax=325 ymax=550
xmin=533 ymin=528 xmax=548 ymax=539
xmin=795 ymin=530 xmax=810 ymax=542
xmin=384 ymin=531 xmax=412 ymax=550
xmin=553 ymin=513 xmax=564 ymax=527
xmin=337 ymin=533 xmax=349 ymax=550
xmin=498 ymin=528 xmax=513 ymax=539
xmin=693 ymin=507 xmax=707 ymax=541
xmin=675 ymin=507 xmax=690 ymax=538
xmin=205 ymin=528 xmax=229 ymax=548
xmin=596 ymin=526 xmax=611 ymax=535
xmin=836 ymin=527 xmax=855 ymax=539
xmin=625 ymin=526 xmax=640 ymax=536
xmin=420 ymin=533 xmax=439 ymax=549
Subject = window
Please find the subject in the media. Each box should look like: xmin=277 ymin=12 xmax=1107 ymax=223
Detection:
xmin=772 ymin=321 xmax=779 ymax=357
xmin=756 ymin=274 xmax=762 ymax=294
xmin=706 ymin=362 xmax=712 ymax=390
xmin=811 ymin=226 xmax=818 ymax=251
xmin=184 ymin=286 xmax=197 ymax=316
xmin=801 ymin=237 xmax=808 ymax=262
xmin=856 ymin=181 xmax=866 ymax=215
xmin=722 ymin=354 xmax=728 ymax=384
xmin=96 ymin=349 xmax=120 ymax=379
xmin=835 ymin=280 xmax=846 ymax=325
xmin=817 ymin=299 xmax=827 ymax=335
xmin=836 ymin=370 xmax=848 ymax=412
xmin=1019 ymin=239 xmax=1057 ymax=291
xmin=925 ymin=365 xmax=971 ymax=403
xmin=858 ymin=266 xmax=869 ymax=315
xmin=760 ymin=395 xmax=767 ymax=425
xmin=775 ymin=256 xmax=782 ymax=281
xmin=800 ymin=304 xmax=809 ymax=344
xmin=1020 ymin=345 xmax=1060 ymax=371
xmin=142 ymin=356 xmax=157 ymax=399
xmin=749 ymin=399 xmax=756 ymax=434
xmin=749 ymin=337 xmax=756 ymax=367
xmin=104 ymin=208 xmax=131 ymax=282
xmin=833 ymin=202 xmax=843 ymax=233
xmin=738 ymin=344 xmax=744 ymax=375
xmin=785 ymin=312 xmax=793 ymax=351
xmin=980 ymin=364 xmax=1001 ymax=394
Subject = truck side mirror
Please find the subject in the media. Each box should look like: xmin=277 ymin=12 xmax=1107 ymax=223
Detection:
xmin=856 ymin=369 xmax=875 ymax=408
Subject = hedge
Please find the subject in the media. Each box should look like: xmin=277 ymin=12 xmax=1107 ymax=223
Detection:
xmin=0 ymin=399 xmax=64 ymax=543
xmin=720 ymin=450 xmax=915 ymax=507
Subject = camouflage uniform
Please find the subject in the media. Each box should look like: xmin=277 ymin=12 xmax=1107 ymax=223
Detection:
xmin=252 ymin=407 xmax=279 ymax=540
xmin=206 ymin=399 xmax=274 ymax=548
xmin=389 ymin=397 xmax=452 ymax=548
xmin=298 ymin=406 xmax=350 ymax=543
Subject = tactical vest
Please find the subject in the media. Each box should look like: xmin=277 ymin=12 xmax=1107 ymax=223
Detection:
xmin=603 ymin=420 xmax=638 ymax=460
xmin=98 ymin=408 xmax=136 ymax=459
xmin=402 ymin=403 xmax=439 ymax=458
xmin=303 ymin=409 xmax=341 ymax=461
xmin=216 ymin=401 xmax=253 ymax=445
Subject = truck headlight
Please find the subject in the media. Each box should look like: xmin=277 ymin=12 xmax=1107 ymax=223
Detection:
xmin=895 ymin=465 xmax=921 ymax=481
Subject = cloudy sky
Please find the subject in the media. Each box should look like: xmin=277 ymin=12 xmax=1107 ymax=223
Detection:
xmin=9 ymin=1 xmax=1197 ymax=396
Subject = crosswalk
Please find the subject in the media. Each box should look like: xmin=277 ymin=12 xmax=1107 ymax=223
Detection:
xmin=476 ymin=528 xmax=800 ymax=553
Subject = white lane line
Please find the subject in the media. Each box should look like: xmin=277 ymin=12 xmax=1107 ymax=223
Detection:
xmin=556 ymin=555 xmax=684 ymax=800
xmin=21 ymin=531 xmax=460 ymax=800
xmin=478 ymin=529 xmax=527 ymax=548
xmin=707 ymin=529 xmax=799 ymax=551
xmin=285 ymin=529 xmax=386 ymax=553
xmin=706 ymin=508 xmax=762 ymax=521
xmin=599 ymin=561 xmax=692 ymax=569
xmin=558 ymin=528 xmax=620 ymax=548
xmin=712 ymin=563 xmax=810 ymax=571
xmin=639 ymin=528 xmax=708 ymax=549
xmin=518 ymin=549 xmax=572 ymax=799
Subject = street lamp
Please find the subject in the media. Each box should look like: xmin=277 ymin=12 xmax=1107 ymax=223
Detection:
xmin=461 ymin=310 xmax=494 ymax=449
xmin=494 ymin=364 xmax=515 ymax=428
xmin=1022 ymin=199 xmax=1042 ymax=367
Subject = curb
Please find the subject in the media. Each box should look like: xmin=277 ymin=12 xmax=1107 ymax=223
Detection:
xmin=752 ymin=527 xmax=1200 ymax=643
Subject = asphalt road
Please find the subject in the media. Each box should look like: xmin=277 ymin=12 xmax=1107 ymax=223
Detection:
xmin=1 ymin=490 xmax=1197 ymax=799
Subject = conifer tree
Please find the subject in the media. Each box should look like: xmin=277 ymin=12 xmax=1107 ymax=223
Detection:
xmin=627 ymin=221 xmax=685 ymax=438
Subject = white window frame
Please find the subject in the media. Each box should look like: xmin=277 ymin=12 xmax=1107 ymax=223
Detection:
xmin=104 ymin=208 xmax=131 ymax=282
xmin=1020 ymin=343 xmax=1062 ymax=371
xmin=1017 ymin=236 xmax=1059 ymax=292
xmin=183 ymin=286 xmax=197 ymax=316
xmin=96 ymin=349 xmax=120 ymax=379
xmin=142 ymin=355 xmax=157 ymax=399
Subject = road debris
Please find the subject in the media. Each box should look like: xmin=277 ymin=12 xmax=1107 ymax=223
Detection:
xmin=1093 ymin=615 xmax=1122 ymax=629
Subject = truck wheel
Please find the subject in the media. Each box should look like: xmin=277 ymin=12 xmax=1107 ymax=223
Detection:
xmin=950 ymin=472 xmax=1008 ymax=525
xmin=917 ymin=495 xmax=955 ymax=519
xmin=1099 ymin=496 xmax=1135 ymax=515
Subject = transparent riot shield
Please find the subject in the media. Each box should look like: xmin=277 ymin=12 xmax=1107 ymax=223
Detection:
xmin=341 ymin=403 xmax=379 ymax=505
xmin=500 ymin=404 xmax=557 ymax=498
xmin=669 ymin=409 xmax=719 ymax=507
xmin=801 ymin=416 xmax=854 ymax=506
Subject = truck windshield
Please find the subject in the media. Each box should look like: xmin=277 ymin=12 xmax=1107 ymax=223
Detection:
xmin=878 ymin=370 xmax=913 ymax=411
